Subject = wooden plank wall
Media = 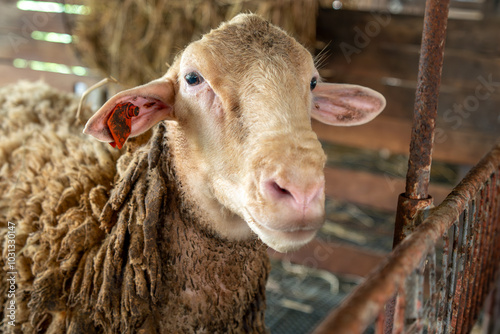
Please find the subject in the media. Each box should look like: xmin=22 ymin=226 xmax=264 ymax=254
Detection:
xmin=0 ymin=0 xmax=100 ymax=91
xmin=314 ymin=6 xmax=500 ymax=169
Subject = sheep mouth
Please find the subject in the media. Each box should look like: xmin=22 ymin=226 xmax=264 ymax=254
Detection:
xmin=243 ymin=208 xmax=319 ymax=249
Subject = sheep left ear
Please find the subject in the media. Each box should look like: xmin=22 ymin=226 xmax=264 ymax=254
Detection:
xmin=311 ymin=83 xmax=386 ymax=126
xmin=84 ymin=78 xmax=176 ymax=148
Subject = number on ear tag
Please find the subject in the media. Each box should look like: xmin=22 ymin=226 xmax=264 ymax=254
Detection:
xmin=106 ymin=102 xmax=139 ymax=149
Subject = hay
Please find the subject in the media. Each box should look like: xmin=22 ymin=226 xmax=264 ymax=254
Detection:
xmin=75 ymin=0 xmax=318 ymax=87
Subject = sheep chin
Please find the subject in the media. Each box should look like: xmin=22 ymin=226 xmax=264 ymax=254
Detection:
xmin=243 ymin=208 xmax=318 ymax=253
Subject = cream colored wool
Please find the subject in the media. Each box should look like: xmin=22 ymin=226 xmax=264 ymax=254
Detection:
xmin=0 ymin=81 xmax=269 ymax=333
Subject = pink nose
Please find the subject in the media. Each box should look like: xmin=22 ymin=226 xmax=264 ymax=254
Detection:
xmin=264 ymin=178 xmax=324 ymax=214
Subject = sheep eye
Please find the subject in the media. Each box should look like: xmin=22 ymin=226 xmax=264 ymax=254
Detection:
xmin=185 ymin=72 xmax=204 ymax=86
xmin=310 ymin=77 xmax=317 ymax=91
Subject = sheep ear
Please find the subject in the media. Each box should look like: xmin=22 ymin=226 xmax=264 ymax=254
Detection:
xmin=311 ymin=83 xmax=386 ymax=126
xmin=84 ymin=78 xmax=176 ymax=148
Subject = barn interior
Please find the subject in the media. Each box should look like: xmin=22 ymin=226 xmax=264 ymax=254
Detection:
xmin=1 ymin=0 xmax=499 ymax=333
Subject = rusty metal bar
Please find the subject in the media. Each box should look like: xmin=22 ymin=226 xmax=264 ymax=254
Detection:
xmin=459 ymin=202 xmax=475 ymax=334
xmin=445 ymin=222 xmax=459 ymax=331
xmin=376 ymin=307 xmax=387 ymax=333
xmin=492 ymin=259 xmax=500 ymax=334
xmin=391 ymin=0 xmax=451 ymax=270
xmin=312 ymin=144 xmax=500 ymax=334
xmin=428 ymin=249 xmax=438 ymax=334
xmin=404 ymin=0 xmax=450 ymax=201
xmin=388 ymin=0 xmax=452 ymax=329
xmin=437 ymin=229 xmax=450 ymax=334
xmin=393 ymin=0 xmax=451 ymax=246
xmin=464 ymin=198 xmax=482 ymax=331
xmin=477 ymin=197 xmax=486 ymax=319
xmin=453 ymin=205 xmax=470 ymax=334
xmin=392 ymin=286 xmax=406 ymax=334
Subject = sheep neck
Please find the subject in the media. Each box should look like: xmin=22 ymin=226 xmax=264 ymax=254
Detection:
xmin=100 ymin=125 xmax=269 ymax=333
xmin=155 ymin=125 xmax=270 ymax=332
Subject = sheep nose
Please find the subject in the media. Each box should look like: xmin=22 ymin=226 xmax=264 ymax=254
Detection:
xmin=264 ymin=178 xmax=325 ymax=216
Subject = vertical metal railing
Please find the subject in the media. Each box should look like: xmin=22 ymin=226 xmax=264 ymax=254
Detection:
xmin=393 ymin=0 xmax=451 ymax=247
xmin=387 ymin=0 xmax=451 ymax=329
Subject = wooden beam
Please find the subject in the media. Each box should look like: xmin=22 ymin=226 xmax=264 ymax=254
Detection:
xmin=0 ymin=6 xmax=74 ymax=34
xmin=269 ymin=238 xmax=386 ymax=278
xmin=324 ymin=166 xmax=451 ymax=211
xmin=316 ymin=9 xmax=500 ymax=57
xmin=0 ymin=64 xmax=100 ymax=92
xmin=314 ymin=117 xmax=499 ymax=166
xmin=0 ymin=39 xmax=83 ymax=67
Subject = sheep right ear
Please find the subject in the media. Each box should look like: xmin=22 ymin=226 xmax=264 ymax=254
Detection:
xmin=311 ymin=83 xmax=386 ymax=126
xmin=83 ymin=78 xmax=176 ymax=148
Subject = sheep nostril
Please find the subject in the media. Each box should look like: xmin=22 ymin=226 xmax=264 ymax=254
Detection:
xmin=265 ymin=179 xmax=298 ymax=202
xmin=264 ymin=177 xmax=324 ymax=209
xmin=271 ymin=181 xmax=293 ymax=198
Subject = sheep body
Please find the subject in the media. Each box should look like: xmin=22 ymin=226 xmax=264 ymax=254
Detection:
xmin=0 ymin=81 xmax=269 ymax=333
xmin=0 ymin=81 xmax=120 ymax=333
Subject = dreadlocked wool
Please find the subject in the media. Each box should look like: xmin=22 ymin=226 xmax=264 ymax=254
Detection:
xmin=0 ymin=81 xmax=269 ymax=333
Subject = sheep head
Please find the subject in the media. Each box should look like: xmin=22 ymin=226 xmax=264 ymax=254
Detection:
xmin=84 ymin=14 xmax=385 ymax=252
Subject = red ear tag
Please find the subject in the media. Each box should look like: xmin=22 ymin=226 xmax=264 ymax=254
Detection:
xmin=106 ymin=102 xmax=140 ymax=149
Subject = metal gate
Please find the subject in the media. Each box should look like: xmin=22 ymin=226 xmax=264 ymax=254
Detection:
xmin=313 ymin=144 xmax=500 ymax=333
xmin=310 ymin=0 xmax=500 ymax=331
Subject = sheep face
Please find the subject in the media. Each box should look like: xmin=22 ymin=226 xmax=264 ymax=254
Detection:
xmin=84 ymin=14 xmax=385 ymax=252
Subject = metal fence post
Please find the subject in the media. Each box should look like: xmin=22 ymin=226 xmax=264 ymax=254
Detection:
xmin=396 ymin=0 xmax=451 ymax=244
xmin=384 ymin=0 xmax=451 ymax=332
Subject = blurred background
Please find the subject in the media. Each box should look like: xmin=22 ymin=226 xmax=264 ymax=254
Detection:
xmin=0 ymin=0 xmax=499 ymax=332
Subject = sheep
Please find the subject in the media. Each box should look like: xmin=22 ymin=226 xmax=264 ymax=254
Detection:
xmin=0 ymin=14 xmax=385 ymax=334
